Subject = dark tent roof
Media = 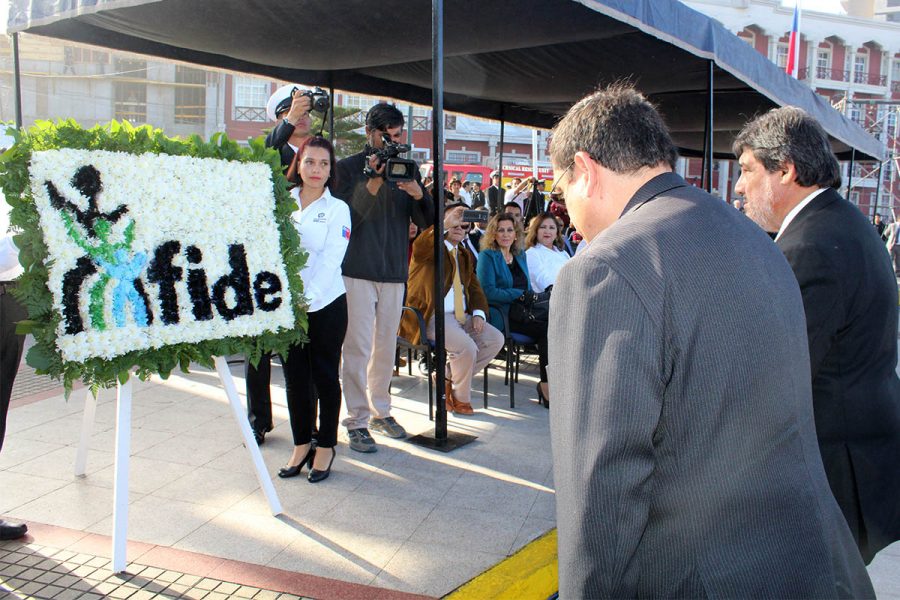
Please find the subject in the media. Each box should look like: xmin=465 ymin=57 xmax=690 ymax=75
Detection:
xmin=8 ymin=0 xmax=882 ymax=161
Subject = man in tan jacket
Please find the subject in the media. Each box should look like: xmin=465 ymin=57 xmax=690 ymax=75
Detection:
xmin=400 ymin=203 xmax=504 ymax=414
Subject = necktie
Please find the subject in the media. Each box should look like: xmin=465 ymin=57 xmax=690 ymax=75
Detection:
xmin=451 ymin=247 xmax=466 ymax=324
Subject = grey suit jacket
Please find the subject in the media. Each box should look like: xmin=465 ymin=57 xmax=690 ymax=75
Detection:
xmin=549 ymin=173 xmax=873 ymax=599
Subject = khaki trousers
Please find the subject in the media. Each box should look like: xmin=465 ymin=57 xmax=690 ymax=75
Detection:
xmin=427 ymin=313 xmax=504 ymax=405
xmin=341 ymin=277 xmax=405 ymax=430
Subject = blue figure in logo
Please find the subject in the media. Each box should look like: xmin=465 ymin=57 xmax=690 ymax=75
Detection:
xmin=96 ymin=248 xmax=149 ymax=327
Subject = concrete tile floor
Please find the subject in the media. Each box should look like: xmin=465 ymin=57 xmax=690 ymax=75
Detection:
xmin=2 ymin=358 xmax=556 ymax=597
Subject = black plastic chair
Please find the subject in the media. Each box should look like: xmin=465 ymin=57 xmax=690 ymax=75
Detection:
xmin=488 ymin=304 xmax=538 ymax=409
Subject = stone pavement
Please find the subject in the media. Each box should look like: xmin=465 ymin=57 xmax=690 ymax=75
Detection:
xmin=2 ymin=354 xmax=555 ymax=599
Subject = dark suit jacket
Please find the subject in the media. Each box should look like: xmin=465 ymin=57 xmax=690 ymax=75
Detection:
xmin=549 ymin=172 xmax=873 ymax=599
xmin=475 ymin=248 xmax=531 ymax=333
xmin=777 ymin=187 xmax=900 ymax=563
xmin=486 ymin=185 xmax=504 ymax=215
xmin=265 ymin=119 xmax=297 ymax=167
xmin=399 ymin=226 xmax=487 ymax=345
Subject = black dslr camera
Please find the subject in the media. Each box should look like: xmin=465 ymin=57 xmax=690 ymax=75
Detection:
xmin=367 ymin=133 xmax=417 ymax=182
xmin=296 ymin=86 xmax=330 ymax=114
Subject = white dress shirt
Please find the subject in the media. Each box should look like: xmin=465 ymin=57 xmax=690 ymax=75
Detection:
xmin=442 ymin=239 xmax=485 ymax=320
xmin=775 ymin=187 xmax=828 ymax=242
xmin=526 ymin=243 xmax=569 ymax=292
xmin=290 ymin=186 xmax=351 ymax=312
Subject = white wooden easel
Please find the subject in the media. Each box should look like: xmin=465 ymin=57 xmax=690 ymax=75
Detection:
xmin=74 ymin=356 xmax=283 ymax=573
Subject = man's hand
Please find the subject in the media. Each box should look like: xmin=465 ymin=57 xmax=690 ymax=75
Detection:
xmin=443 ymin=206 xmax=465 ymax=231
xmin=397 ymin=179 xmax=423 ymax=200
xmin=472 ymin=315 xmax=485 ymax=334
xmin=365 ymin=155 xmax=386 ymax=195
xmin=285 ymin=91 xmax=312 ymax=125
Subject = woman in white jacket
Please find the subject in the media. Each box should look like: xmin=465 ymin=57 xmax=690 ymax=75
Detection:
xmin=524 ymin=212 xmax=569 ymax=293
xmin=278 ymin=136 xmax=351 ymax=483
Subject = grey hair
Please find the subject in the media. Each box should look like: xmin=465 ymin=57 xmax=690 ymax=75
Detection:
xmin=732 ymin=106 xmax=841 ymax=189
xmin=549 ymin=83 xmax=677 ymax=174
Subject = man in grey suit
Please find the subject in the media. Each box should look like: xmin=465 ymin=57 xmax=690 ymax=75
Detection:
xmin=734 ymin=107 xmax=900 ymax=565
xmin=547 ymin=85 xmax=873 ymax=598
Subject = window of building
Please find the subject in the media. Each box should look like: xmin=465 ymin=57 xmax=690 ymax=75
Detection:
xmin=232 ymin=76 xmax=268 ymax=121
xmin=893 ymin=59 xmax=900 ymax=85
xmin=113 ymin=58 xmax=147 ymax=123
xmin=854 ymin=52 xmax=868 ymax=83
xmin=343 ymin=95 xmax=378 ymax=112
xmin=174 ymin=66 xmax=206 ymax=125
xmin=66 ymin=46 xmax=109 ymax=64
xmin=775 ymin=44 xmax=788 ymax=68
xmin=850 ymin=190 xmax=860 ymax=205
xmin=815 ymin=49 xmax=831 ymax=79
xmin=445 ymin=115 xmax=457 ymax=130
xmin=446 ymin=150 xmax=480 ymax=164
xmin=410 ymin=149 xmax=430 ymax=162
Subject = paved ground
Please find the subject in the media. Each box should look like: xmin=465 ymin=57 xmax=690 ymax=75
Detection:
xmin=2 ymin=353 xmax=554 ymax=598
xmin=2 ymin=346 xmax=899 ymax=599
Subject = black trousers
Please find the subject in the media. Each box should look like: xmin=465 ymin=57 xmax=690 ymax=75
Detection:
xmin=509 ymin=315 xmax=549 ymax=383
xmin=283 ymin=294 xmax=347 ymax=449
xmin=1 ymin=286 xmax=27 ymax=454
xmin=244 ymin=353 xmax=273 ymax=434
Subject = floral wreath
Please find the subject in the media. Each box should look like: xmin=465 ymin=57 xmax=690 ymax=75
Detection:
xmin=1 ymin=119 xmax=308 ymax=393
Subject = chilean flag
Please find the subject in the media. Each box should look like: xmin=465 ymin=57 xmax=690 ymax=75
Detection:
xmin=785 ymin=3 xmax=801 ymax=78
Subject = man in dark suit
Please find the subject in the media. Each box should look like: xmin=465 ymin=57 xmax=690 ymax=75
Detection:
xmin=485 ymin=171 xmax=504 ymax=215
xmin=548 ymin=85 xmax=873 ymax=598
xmin=735 ymin=106 xmax=900 ymax=565
xmin=246 ymin=85 xmax=312 ymax=444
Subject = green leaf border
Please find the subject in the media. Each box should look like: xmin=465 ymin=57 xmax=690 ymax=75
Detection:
xmin=1 ymin=119 xmax=308 ymax=394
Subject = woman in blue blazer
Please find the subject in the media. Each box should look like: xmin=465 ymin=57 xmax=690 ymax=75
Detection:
xmin=476 ymin=212 xmax=550 ymax=405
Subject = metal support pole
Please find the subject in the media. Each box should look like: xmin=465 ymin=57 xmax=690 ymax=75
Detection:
xmin=873 ymin=162 xmax=883 ymax=219
xmin=703 ymin=60 xmax=714 ymax=192
xmin=847 ymin=149 xmax=856 ymax=200
xmin=407 ymin=0 xmax=476 ymax=452
xmin=407 ymin=104 xmax=414 ymax=147
xmin=328 ymin=85 xmax=335 ymax=141
xmin=498 ymin=113 xmax=505 ymax=183
xmin=431 ymin=0 xmax=447 ymax=443
xmin=13 ymin=33 xmax=23 ymax=129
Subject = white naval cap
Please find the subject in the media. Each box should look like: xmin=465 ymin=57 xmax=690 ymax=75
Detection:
xmin=265 ymin=83 xmax=306 ymax=122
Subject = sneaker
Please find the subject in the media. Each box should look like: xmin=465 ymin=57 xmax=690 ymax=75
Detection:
xmin=369 ymin=417 xmax=407 ymax=439
xmin=347 ymin=428 xmax=378 ymax=453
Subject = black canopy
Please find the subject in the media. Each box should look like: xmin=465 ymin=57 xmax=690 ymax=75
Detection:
xmin=8 ymin=0 xmax=882 ymax=160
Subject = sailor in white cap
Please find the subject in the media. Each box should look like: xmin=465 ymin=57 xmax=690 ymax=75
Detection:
xmin=486 ymin=169 xmax=504 ymax=215
xmin=264 ymin=84 xmax=314 ymax=170
xmin=245 ymin=84 xmax=314 ymax=446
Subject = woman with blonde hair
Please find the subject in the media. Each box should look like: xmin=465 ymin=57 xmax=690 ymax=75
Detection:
xmin=525 ymin=212 xmax=569 ymax=293
xmin=476 ymin=212 xmax=550 ymax=406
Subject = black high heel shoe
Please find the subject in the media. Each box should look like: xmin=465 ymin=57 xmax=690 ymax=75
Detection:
xmin=308 ymin=447 xmax=336 ymax=483
xmin=278 ymin=445 xmax=316 ymax=478
xmin=536 ymin=382 xmax=549 ymax=409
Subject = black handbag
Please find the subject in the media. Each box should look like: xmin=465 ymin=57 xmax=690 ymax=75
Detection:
xmin=509 ymin=289 xmax=551 ymax=326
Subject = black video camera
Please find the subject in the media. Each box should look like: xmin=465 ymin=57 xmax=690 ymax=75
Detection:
xmin=367 ymin=133 xmax=417 ymax=182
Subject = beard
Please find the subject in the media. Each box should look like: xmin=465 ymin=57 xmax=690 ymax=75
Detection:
xmin=744 ymin=199 xmax=779 ymax=233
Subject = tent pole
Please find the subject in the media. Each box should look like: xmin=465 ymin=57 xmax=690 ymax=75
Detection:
xmin=704 ymin=60 xmax=714 ymax=192
xmin=328 ymin=84 xmax=335 ymax=141
xmin=13 ymin=33 xmax=23 ymax=129
xmin=846 ymin=149 xmax=855 ymax=200
xmin=873 ymin=162 xmax=882 ymax=219
xmin=498 ymin=111 xmax=505 ymax=184
xmin=408 ymin=0 xmax=476 ymax=451
xmin=431 ymin=0 xmax=447 ymax=442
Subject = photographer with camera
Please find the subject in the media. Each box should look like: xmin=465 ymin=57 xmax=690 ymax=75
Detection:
xmin=242 ymin=84 xmax=318 ymax=446
xmin=334 ymin=103 xmax=433 ymax=452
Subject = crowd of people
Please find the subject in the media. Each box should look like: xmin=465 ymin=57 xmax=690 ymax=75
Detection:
xmin=1 ymin=81 xmax=898 ymax=600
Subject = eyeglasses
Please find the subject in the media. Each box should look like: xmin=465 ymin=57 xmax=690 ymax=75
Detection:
xmin=550 ymin=163 xmax=573 ymax=194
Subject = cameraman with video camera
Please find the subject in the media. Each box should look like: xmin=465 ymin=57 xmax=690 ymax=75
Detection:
xmin=335 ymin=103 xmax=433 ymax=453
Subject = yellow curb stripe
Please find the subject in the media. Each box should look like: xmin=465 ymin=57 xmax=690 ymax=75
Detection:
xmin=443 ymin=529 xmax=558 ymax=600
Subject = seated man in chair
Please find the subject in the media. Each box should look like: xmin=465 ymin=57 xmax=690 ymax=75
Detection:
xmin=400 ymin=203 xmax=504 ymax=415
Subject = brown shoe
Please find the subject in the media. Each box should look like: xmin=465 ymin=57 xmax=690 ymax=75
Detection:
xmin=445 ymin=380 xmax=457 ymax=412
xmin=454 ymin=401 xmax=475 ymax=415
